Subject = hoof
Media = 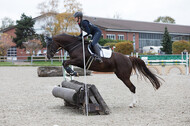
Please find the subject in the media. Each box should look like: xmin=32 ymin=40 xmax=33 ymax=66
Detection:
xmin=129 ymin=103 xmax=134 ymax=108
xmin=69 ymin=71 xmax=79 ymax=77
xmin=74 ymin=72 xmax=79 ymax=77
xmin=129 ymin=102 xmax=137 ymax=108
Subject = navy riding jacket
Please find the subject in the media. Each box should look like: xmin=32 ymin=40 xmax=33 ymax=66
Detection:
xmin=78 ymin=20 xmax=101 ymax=37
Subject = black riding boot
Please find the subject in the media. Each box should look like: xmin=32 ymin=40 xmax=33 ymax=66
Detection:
xmin=93 ymin=44 xmax=103 ymax=63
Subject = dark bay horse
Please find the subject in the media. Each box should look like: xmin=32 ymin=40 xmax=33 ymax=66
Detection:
xmin=47 ymin=33 xmax=162 ymax=107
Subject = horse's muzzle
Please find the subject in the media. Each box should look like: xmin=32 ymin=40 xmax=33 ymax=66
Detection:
xmin=47 ymin=55 xmax=50 ymax=59
xmin=47 ymin=54 xmax=53 ymax=59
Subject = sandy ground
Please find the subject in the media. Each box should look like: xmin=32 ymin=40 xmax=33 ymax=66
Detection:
xmin=0 ymin=67 xmax=190 ymax=126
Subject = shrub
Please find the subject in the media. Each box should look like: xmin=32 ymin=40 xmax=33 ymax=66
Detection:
xmin=114 ymin=41 xmax=133 ymax=55
xmin=172 ymin=40 xmax=190 ymax=54
xmin=104 ymin=42 xmax=116 ymax=49
xmin=99 ymin=38 xmax=117 ymax=46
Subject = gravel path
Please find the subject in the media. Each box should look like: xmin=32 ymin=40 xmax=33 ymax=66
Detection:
xmin=0 ymin=67 xmax=190 ymax=126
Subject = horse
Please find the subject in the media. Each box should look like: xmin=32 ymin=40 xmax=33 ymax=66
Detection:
xmin=46 ymin=33 xmax=162 ymax=108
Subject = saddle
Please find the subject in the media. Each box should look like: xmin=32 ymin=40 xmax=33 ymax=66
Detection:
xmin=85 ymin=44 xmax=112 ymax=69
xmin=87 ymin=44 xmax=112 ymax=58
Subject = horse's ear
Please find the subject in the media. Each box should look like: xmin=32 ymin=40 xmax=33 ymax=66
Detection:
xmin=45 ymin=36 xmax=53 ymax=46
xmin=45 ymin=36 xmax=52 ymax=42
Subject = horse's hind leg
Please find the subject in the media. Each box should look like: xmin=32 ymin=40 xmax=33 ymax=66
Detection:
xmin=115 ymin=72 xmax=138 ymax=108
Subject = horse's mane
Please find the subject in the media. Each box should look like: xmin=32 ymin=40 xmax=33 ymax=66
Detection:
xmin=55 ymin=33 xmax=78 ymax=41
xmin=54 ymin=33 xmax=89 ymax=44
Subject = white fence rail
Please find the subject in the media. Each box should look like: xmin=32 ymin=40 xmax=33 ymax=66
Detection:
xmin=0 ymin=55 xmax=65 ymax=65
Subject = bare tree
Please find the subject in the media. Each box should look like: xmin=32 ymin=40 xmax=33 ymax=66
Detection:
xmin=0 ymin=33 xmax=12 ymax=56
xmin=0 ymin=17 xmax=14 ymax=29
xmin=23 ymin=39 xmax=42 ymax=56
xmin=37 ymin=0 xmax=59 ymax=15
xmin=37 ymin=0 xmax=59 ymax=35
xmin=113 ymin=12 xmax=122 ymax=19
xmin=63 ymin=0 xmax=82 ymax=13
xmin=37 ymin=0 xmax=82 ymax=35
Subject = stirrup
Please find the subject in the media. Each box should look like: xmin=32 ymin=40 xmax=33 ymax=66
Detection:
xmin=93 ymin=55 xmax=103 ymax=63
xmin=95 ymin=57 xmax=103 ymax=63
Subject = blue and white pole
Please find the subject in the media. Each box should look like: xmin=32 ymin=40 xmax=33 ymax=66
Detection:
xmin=82 ymin=31 xmax=89 ymax=116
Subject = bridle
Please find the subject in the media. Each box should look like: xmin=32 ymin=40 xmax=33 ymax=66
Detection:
xmin=49 ymin=38 xmax=82 ymax=54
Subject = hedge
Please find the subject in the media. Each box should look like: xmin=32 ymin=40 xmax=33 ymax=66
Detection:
xmin=172 ymin=40 xmax=190 ymax=54
xmin=104 ymin=42 xmax=116 ymax=49
xmin=114 ymin=41 xmax=133 ymax=55
xmin=99 ymin=38 xmax=117 ymax=46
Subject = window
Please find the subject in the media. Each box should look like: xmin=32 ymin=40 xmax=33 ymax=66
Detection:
xmin=37 ymin=50 xmax=42 ymax=56
xmin=7 ymin=46 xmax=17 ymax=57
xmin=43 ymin=50 xmax=47 ymax=54
xmin=139 ymin=33 xmax=163 ymax=51
xmin=133 ymin=33 xmax=136 ymax=42
xmin=106 ymin=34 xmax=116 ymax=40
xmin=26 ymin=51 xmax=30 ymax=54
xmin=133 ymin=33 xmax=136 ymax=51
xmin=118 ymin=34 xmax=124 ymax=40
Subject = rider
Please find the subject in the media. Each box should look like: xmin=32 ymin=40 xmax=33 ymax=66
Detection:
xmin=74 ymin=11 xmax=103 ymax=63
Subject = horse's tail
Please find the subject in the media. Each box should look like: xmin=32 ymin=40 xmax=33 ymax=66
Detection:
xmin=129 ymin=57 xmax=162 ymax=90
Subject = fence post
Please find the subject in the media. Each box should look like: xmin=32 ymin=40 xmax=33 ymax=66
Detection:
xmin=136 ymin=52 xmax=138 ymax=58
xmin=31 ymin=55 xmax=33 ymax=65
xmin=51 ymin=58 xmax=53 ymax=65
xmin=186 ymin=52 xmax=189 ymax=75
xmin=131 ymin=52 xmax=133 ymax=57
xmin=189 ymin=53 xmax=190 ymax=75
xmin=62 ymin=50 xmax=66 ymax=81
xmin=12 ymin=56 xmax=14 ymax=64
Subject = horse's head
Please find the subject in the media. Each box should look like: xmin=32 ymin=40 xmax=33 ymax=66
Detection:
xmin=46 ymin=36 xmax=60 ymax=59
xmin=46 ymin=34 xmax=81 ymax=59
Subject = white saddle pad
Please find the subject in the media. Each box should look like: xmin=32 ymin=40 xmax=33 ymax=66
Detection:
xmin=87 ymin=45 xmax=112 ymax=58
xmin=100 ymin=48 xmax=112 ymax=58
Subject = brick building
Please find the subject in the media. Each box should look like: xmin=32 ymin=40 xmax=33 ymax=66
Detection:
xmin=84 ymin=16 xmax=190 ymax=52
xmin=1 ymin=15 xmax=190 ymax=60
xmin=0 ymin=26 xmax=41 ymax=60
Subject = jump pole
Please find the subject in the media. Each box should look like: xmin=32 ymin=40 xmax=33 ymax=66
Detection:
xmin=82 ymin=31 xmax=89 ymax=116
xmin=61 ymin=50 xmax=66 ymax=81
xmin=61 ymin=50 xmax=74 ymax=81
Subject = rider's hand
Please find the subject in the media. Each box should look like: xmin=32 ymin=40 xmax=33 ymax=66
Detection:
xmin=89 ymin=40 xmax=93 ymax=43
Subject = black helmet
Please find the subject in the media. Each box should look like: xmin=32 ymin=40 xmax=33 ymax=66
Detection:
xmin=73 ymin=12 xmax=83 ymax=18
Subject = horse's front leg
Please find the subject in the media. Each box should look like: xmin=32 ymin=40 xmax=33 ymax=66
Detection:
xmin=62 ymin=59 xmax=81 ymax=76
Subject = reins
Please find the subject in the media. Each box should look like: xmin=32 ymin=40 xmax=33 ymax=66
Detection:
xmin=56 ymin=39 xmax=89 ymax=53
xmin=56 ymin=41 xmax=82 ymax=53
xmin=55 ymin=36 xmax=85 ymax=53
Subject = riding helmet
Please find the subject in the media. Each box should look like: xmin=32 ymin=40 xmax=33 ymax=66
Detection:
xmin=73 ymin=12 xmax=83 ymax=18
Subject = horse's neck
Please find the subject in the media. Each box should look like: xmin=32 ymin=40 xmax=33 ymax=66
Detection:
xmin=58 ymin=34 xmax=90 ymax=51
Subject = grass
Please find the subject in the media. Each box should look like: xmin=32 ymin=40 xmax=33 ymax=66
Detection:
xmin=0 ymin=62 xmax=13 ymax=66
xmin=32 ymin=61 xmax=62 ymax=66
xmin=0 ymin=61 xmax=62 ymax=66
